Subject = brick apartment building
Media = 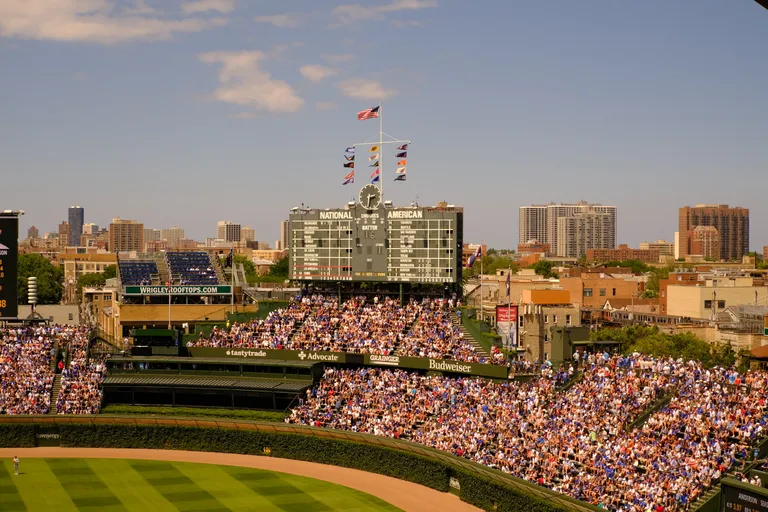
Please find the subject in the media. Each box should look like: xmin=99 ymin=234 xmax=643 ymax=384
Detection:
xmin=586 ymin=244 xmax=660 ymax=264
xmin=678 ymin=204 xmax=749 ymax=261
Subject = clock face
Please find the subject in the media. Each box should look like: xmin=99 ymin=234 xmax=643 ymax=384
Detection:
xmin=359 ymin=184 xmax=382 ymax=209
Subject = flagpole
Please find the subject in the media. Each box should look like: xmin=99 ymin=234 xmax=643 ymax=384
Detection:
xmin=379 ymin=102 xmax=383 ymax=200
xmin=479 ymin=244 xmax=483 ymax=321
xmin=508 ymin=264 xmax=512 ymax=350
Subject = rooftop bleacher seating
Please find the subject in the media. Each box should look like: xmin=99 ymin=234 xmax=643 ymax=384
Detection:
xmin=166 ymin=252 xmax=220 ymax=285
xmin=118 ymin=260 xmax=159 ymax=285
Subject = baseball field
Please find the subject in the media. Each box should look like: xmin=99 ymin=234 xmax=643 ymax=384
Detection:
xmin=0 ymin=458 xmax=402 ymax=511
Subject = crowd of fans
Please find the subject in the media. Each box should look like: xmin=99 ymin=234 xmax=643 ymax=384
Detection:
xmin=0 ymin=326 xmax=54 ymax=414
xmin=189 ymin=295 xmax=503 ymax=364
xmin=288 ymin=353 xmax=768 ymax=511
xmin=55 ymin=326 xmax=107 ymax=415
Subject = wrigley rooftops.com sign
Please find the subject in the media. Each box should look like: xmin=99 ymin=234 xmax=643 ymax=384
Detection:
xmin=124 ymin=285 xmax=232 ymax=295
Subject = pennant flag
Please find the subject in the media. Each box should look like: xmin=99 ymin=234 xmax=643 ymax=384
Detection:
xmin=397 ymin=144 xmax=408 ymax=150
xmin=466 ymin=245 xmax=482 ymax=268
xmin=397 ymin=159 xmax=407 ymax=166
xmin=345 ymin=171 xmax=354 ymax=180
xmin=370 ymin=168 xmax=380 ymax=178
xmin=396 ymin=166 xmax=406 ymax=174
xmin=371 ymin=175 xmax=380 ymax=183
xmin=343 ymin=162 xmax=355 ymax=168
xmin=369 ymin=146 xmax=379 ymax=152
xmin=394 ymin=175 xmax=406 ymax=182
xmin=369 ymin=160 xmax=379 ymax=167
xmin=343 ymin=176 xmax=354 ymax=185
xmin=345 ymin=147 xmax=355 ymax=153
xmin=368 ymin=153 xmax=379 ymax=161
xmin=357 ymin=106 xmax=380 ymax=120
xmin=345 ymin=155 xmax=355 ymax=161
xmin=396 ymin=152 xmax=407 ymax=158
xmin=506 ymin=271 xmax=511 ymax=297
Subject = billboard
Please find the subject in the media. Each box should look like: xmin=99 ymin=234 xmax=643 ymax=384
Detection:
xmin=0 ymin=216 xmax=19 ymax=318
xmin=496 ymin=304 xmax=518 ymax=349
xmin=289 ymin=205 xmax=463 ymax=284
xmin=124 ymin=285 xmax=232 ymax=296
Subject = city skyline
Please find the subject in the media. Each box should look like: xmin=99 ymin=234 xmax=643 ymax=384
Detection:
xmin=2 ymin=2 xmax=767 ymax=249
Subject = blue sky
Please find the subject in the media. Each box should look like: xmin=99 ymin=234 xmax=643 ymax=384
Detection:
xmin=1 ymin=0 xmax=767 ymax=250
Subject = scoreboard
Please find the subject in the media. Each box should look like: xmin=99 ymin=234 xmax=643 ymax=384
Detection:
xmin=289 ymin=205 xmax=463 ymax=284
xmin=0 ymin=216 xmax=19 ymax=318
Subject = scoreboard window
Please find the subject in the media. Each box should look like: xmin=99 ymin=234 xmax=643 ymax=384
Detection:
xmin=289 ymin=206 xmax=463 ymax=284
xmin=0 ymin=216 xmax=19 ymax=318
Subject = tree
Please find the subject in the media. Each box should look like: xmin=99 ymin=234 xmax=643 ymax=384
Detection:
xmin=533 ymin=260 xmax=558 ymax=279
xmin=602 ymin=260 xmax=650 ymax=275
xmin=234 ymin=255 xmax=257 ymax=284
xmin=102 ymin=264 xmax=117 ymax=280
xmin=17 ymin=254 xmax=64 ymax=305
xmin=269 ymin=256 xmax=289 ymax=278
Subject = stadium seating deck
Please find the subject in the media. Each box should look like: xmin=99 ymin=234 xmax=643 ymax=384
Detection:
xmin=118 ymin=260 xmax=159 ymax=285
xmin=166 ymin=252 xmax=220 ymax=285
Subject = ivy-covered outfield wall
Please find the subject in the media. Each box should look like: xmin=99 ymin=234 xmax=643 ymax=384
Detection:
xmin=0 ymin=417 xmax=600 ymax=512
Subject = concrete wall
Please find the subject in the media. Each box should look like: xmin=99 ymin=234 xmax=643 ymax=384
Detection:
xmin=667 ymin=286 xmax=768 ymax=320
xmin=31 ymin=305 xmax=81 ymax=325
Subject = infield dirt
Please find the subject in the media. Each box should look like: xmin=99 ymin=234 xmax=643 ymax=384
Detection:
xmin=0 ymin=448 xmax=480 ymax=512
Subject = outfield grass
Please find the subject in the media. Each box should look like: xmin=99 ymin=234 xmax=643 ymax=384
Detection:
xmin=0 ymin=458 xmax=401 ymax=511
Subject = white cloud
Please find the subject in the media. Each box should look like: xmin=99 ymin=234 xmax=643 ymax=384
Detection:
xmin=332 ymin=0 xmax=437 ymax=26
xmin=0 ymin=0 xmax=226 ymax=44
xmin=181 ymin=0 xmax=235 ymax=14
xmin=253 ymin=14 xmax=298 ymax=28
xmin=199 ymin=51 xmax=304 ymax=113
xmin=299 ymin=64 xmax=336 ymax=83
xmin=322 ymin=53 xmax=354 ymax=64
xmin=339 ymin=79 xmax=396 ymax=100
xmin=266 ymin=41 xmax=304 ymax=58
xmin=316 ymin=101 xmax=336 ymax=111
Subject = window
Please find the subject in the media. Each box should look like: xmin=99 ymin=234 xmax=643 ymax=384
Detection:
xmin=544 ymin=315 xmax=549 ymax=324
xmin=566 ymin=314 xmax=572 ymax=326
xmin=612 ymin=288 xmax=616 ymax=296
xmin=718 ymin=300 xmax=725 ymax=309
xmin=553 ymin=314 xmax=558 ymax=323
xmin=704 ymin=300 xmax=712 ymax=309
xmin=661 ymin=291 xmax=665 ymax=298
xmin=661 ymin=305 xmax=665 ymax=312
xmin=599 ymin=288 xmax=606 ymax=297
xmin=519 ymin=316 xmax=524 ymax=328
xmin=583 ymin=288 xmax=593 ymax=297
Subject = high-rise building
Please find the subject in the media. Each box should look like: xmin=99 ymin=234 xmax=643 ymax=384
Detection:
xmin=678 ymin=204 xmax=749 ymax=261
xmin=519 ymin=201 xmax=616 ymax=256
xmin=161 ymin=226 xmax=185 ymax=248
xmin=557 ymin=211 xmax=613 ymax=259
xmin=518 ymin=205 xmax=547 ymax=248
xmin=83 ymin=223 xmax=99 ymax=235
xmin=109 ymin=218 xmax=144 ymax=253
xmin=689 ymin=226 xmax=721 ymax=260
xmin=280 ymin=220 xmax=290 ymax=250
xmin=27 ymin=226 xmax=39 ymax=239
xmin=58 ymin=221 xmax=70 ymax=247
xmin=68 ymin=206 xmax=84 ymax=246
xmin=241 ymin=227 xmax=255 ymax=242
xmin=639 ymin=240 xmax=675 ymax=257
xmin=217 ymin=221 xmax=242 ymax=242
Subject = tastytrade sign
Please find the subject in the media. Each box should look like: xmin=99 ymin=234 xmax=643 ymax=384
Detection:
xmin=124 ymin=285 xmax=232 ymax=295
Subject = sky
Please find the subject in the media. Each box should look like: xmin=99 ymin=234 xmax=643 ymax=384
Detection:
xmin=1 ymin=0 xmax=767 ymax=250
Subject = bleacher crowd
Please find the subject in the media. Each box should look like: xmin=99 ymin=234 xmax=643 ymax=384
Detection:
xmin=287 ymin=354 xmax=768 ymax=511
xmin=188 ymin=295 xmax=505 ymax=364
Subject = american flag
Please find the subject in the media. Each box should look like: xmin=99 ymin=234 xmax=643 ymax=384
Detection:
xmin=357 ymin=106 xmax=379 ymax=120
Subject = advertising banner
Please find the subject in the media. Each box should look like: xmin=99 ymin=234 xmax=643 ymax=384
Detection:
xmin=124 ymin=285 xmax=232 ymax=296
xmin=186 ymin=346 xmax=346 ymax=363
xmin=0 ymin=216 xmax=18 ymax=318
xmin=35 ymin=425 xmax=61 ymax=447
xmin=496 ymin=304 xmax=518 ymax=349
xmin=364 ymin=354 xmax=508 ymax=379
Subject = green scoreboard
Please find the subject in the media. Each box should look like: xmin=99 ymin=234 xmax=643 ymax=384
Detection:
xmin=0 ymin=215 xmax=19 ymax=318
xmin=289 ymin=204 xmax=463 ymax=284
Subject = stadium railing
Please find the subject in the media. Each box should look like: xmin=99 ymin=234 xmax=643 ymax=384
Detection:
xmin=0 ymin=415 xmax=599 ymax=512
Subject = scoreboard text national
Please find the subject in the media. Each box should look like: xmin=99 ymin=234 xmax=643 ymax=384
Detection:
xmin=289 ymin=204 xmax=463 ymax=284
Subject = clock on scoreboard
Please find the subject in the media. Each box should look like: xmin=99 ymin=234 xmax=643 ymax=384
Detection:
xmin=289 ymin=193 xmax=463 ymax=284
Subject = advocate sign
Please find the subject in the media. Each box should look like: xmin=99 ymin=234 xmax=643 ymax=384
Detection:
xmin=365 ymin=354 xmax=508 ymax=379
xmin=124 ymin=285 xmax=232 ymax=296
xmin=187 ymin=346 xmax=346 ymax=363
